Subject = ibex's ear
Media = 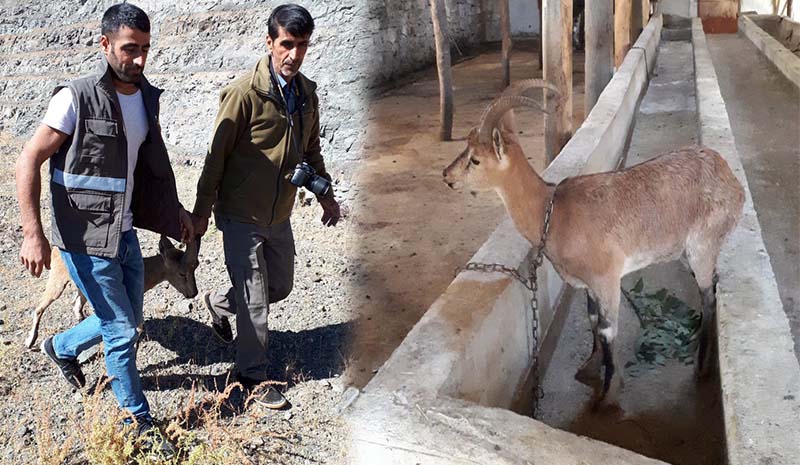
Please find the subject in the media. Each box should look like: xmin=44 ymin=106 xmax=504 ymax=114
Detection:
xmin=158 ymin=235 xmax=175 ymax=256
xmin=492 ymin=127 xmax=506 ymax=161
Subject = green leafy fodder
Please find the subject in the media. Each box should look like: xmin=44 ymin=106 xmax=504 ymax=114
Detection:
xmin=623 ymin=278 xmax=701 ymax=376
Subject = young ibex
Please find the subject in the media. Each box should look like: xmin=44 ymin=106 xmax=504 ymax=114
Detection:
xmin=443 ymin=80 xmax=745 ymax=410
xmin=25 ymin=235 xmax=201 ymax=349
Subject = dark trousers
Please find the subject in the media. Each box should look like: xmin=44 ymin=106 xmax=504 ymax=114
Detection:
xmin=209 ymin=216 xmax=294 ymax=380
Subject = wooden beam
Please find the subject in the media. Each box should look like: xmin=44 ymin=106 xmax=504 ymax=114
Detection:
xmin=430 ymin=0 xmax=454 ymax=141
xmin=538 ymin=0 xmax=543 ymax=70
xmin=543 ymin=0 xmax=573 ymax=161
xmin=615 ymin=0 xmax=632 ymax=67
xmin=586 ymin=0 xmax=614 ymax=113
xmin=500 ymin=0 xmax=512 ymax=87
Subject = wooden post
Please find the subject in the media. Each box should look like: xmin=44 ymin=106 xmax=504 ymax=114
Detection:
xmin=430 ymin=0 xmax=454 ymax=141
xmin=500 ymin=0 xmax=512 ymax=87
xmin=615 ymin=0 xmax=632 ymax=67
xmin=643 ymin=0 xmax=650 ymax=27
xmin=538 ymin=0 xmax=543 ymax=70
xmin=586 ymin=0 xmax=613 ymax=113
xmin=543 ymin=0 xmax=573 ymax=162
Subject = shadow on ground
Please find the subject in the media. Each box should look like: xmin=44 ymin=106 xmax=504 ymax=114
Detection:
xmin=139 ymin=316 xmax=351 ymax=392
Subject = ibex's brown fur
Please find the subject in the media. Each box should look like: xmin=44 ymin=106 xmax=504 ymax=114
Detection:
xmin=25 ymin=235 xmax=200 ymax=349
xmin=443 ymin=83 xmax=744 ymax=410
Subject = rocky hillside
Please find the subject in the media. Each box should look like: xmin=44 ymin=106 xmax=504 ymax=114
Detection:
xmin=0 ymin=0 xmax=496 ymax=165
xmin=0 ymin=0 xmax=372 ymax=165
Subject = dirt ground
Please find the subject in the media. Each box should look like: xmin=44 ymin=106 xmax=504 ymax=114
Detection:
xmin=0 ymin=131 xmax=353 ymax=464
xmin=347 ymin=40 xmax=586 ymax=388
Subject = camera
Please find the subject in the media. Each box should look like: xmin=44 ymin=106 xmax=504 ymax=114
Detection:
xmin=289 ymin=162 xmax=331 ymax=197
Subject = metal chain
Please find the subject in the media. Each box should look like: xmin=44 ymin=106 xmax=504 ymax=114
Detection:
xmin=457 ymin=191 xmax=556 ymax=418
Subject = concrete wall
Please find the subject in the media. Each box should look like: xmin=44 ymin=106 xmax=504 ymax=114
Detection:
xmin=741 ymin=0 xmax=778 ymax=13
xmin=367 ymin=0 xmax=488 ymax=84
xmin=692 ymin=18 xmax=800 ymax=465
xmin=0 ymin=0 xmax=493 ymax=163
xmin=345 ymin=15 xmax=665 ymax=464
xmin=510 ymin=0 xmax=540 ymax=36
xmin=741 ymin=0 xmax=800 ymax=20
xmin=741 ymin=14 xmax=800 ymax=79
xmin=659 ymin=0 xmax=694 ymax=17
xmin=347 ymin=390 xmax=669 ymax=464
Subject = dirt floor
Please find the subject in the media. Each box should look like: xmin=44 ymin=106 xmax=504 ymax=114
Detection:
xmin=346 ymin=40 xmax=586 ymax=388
xmin=706 ymin=33 xmax=800 ymax=362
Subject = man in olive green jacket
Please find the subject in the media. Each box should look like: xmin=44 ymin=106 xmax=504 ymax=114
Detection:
xmin=192 ymin=4 xmax=341 ymax=409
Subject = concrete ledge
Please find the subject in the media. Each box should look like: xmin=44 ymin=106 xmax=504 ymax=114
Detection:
xmin=692 ymin=18 xmax=800 ymax=465
xmin=739 ymin=14 xmax=800 ymax=87
xmin=348 ymin=391 xmax=668 ymax=465
xmin=345 ymin=15 xmax=665 ymax=465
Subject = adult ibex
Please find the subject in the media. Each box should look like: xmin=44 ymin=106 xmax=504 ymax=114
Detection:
xmin=25 ymin=235 xmax=200 ymax=348
xmin=443 ymin=80 xmax=744 ymax=410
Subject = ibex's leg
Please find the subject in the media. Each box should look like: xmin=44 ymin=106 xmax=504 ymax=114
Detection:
xmin=593 ymin=279 xmax=623 ymax=411
xmin=696 ymin=279 xmax=718 ymax=378
xmin=26 ymin=277 xmax=70 ymax=349
xmin=575 ymin=292 xmax=603 ymax=385
xmin=687 ymin=241 xmax=720 ymax=379
xmin=72 ymin=291 xmax=87 ymax=320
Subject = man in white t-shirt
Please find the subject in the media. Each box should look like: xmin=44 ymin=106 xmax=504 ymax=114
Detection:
xmin=15 ymin=3 xmax=191 ymax=458
xmin=44 ymin=83 xmax=149 ymax=233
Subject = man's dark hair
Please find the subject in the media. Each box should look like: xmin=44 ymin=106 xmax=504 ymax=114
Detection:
xmin=101 ymin=3 xmax=151 ymax=36
xmin=267 ymin=4 xmax=314 ymax=39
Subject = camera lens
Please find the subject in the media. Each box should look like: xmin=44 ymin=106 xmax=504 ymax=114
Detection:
xmin=309 ymin=176 xmax=331 ymax=196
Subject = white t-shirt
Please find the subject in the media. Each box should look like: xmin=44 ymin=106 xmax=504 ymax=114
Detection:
xmin=43 ymin=87 xmax=149 ymax=232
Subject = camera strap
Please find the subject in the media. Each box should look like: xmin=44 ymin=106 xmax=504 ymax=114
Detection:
xmin=283 ymin=80 xmax=308 ymax=164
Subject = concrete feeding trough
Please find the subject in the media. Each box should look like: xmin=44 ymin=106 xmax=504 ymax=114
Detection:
xmin=344 ymin=13 xmax=800 ymax=465
xmin=739 ymin=13 xmax=800 ymax=87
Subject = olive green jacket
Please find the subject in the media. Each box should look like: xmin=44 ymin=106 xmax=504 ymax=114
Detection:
xmin=193 ymin=55 xmax=331 ymax=227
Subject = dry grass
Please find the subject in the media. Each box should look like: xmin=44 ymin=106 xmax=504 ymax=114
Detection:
xmin=32 ymin=394 xmax=76 ymax=465
xmin=166 ymin=379 xmax=303 ymax=465
xmin=32 ymin=376 xmax=303 ymax=465
xmin=74 ymin=377 xmax=135 ymax=465
xmin=165 ymin=380 xmax=253 ymax=465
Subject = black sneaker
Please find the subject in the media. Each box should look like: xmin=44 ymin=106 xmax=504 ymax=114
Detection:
xmin=203 ymin=292 xmax=233 ymax=343
xmin=41 ymin=336 xmax=85 ymax=389
xmin=131 ymin=419 xmax=177 ymax=461
xmin=237 ymin=375 xmax=288 ymax=409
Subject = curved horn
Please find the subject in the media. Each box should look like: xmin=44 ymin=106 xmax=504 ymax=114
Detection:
xmin=477 ymin=95 xmax=551 ymax=143
xmin=500 ymin=78 xmax=562 ymax=99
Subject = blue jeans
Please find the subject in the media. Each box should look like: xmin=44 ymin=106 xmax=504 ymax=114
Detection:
xmin=52 ymin=229 xmax=149 ymax=420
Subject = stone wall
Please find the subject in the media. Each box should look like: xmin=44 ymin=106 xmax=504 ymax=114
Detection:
xmin=0 ymin=0 xmax=497 ymax=164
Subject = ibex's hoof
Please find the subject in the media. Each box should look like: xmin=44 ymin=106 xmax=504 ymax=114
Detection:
xmin=574 ymin=367 xmax=601 ymax=386
xmin=592 ymin=397 xmax=624 ymax=416
xmin=594 ymin=401 xmax=624 ymax=417
xmin=695 ymin=361 xmax=712 ymax=381
xmin=25 ymin=332 xmax=38 ymax=349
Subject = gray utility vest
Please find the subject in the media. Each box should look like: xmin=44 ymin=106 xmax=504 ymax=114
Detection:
xmin=50 ymin=62 xmax=182 ymax=258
